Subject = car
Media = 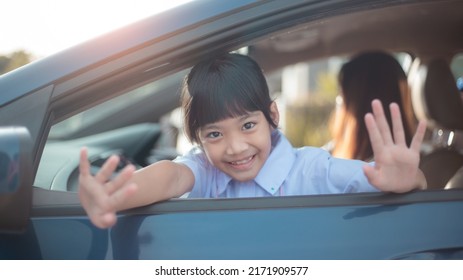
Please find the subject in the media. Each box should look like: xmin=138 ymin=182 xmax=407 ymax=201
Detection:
xmin=0 ymin=0 xmax=463 ymax=260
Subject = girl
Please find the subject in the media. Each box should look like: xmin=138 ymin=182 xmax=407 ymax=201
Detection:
xmin=79 ymin=53 xmax=427 ymax=228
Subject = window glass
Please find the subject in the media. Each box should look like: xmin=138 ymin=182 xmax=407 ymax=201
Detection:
xmin=48 ymin=73 xmax=184 ymax=140
xmin=451 ymin=53 xmax=463 ymax=94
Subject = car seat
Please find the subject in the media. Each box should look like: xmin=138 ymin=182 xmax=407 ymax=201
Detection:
xmin=408 ymin=57 xmax=463 ymax=189
xmin=445 ymin=166 xmax=463 ymax=189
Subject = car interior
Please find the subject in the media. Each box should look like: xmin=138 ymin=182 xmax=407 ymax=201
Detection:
xmin=35 ymin=0 xmax=463 ymax=194
xmin=408 ymin=57 xmax=463 ymax=189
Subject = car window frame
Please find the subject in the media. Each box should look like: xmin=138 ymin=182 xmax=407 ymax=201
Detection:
xmin=30 ymin=0 xmax=463 ymax=210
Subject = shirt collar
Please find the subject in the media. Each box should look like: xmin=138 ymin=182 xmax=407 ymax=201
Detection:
xmin=216 ymin=170 xmax=232 ymax=197
xmin=255 ymin=130 xmax=295 ymax=195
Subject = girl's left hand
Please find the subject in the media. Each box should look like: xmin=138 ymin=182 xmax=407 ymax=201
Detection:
xmin=363 ymin=99 xmax=427 ymax=192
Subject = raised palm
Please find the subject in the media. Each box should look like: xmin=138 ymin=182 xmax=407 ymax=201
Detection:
xmin=363 ymin=100 xmax=427 ymax=192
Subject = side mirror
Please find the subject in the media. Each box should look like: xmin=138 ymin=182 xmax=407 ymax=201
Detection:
xmin=0 ymin=127 xmax=33 ymax=233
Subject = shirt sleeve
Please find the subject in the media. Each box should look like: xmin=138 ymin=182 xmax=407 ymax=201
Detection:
xmin=326 ymin=156 xmax=379 ymax=193
xmin=172 ymin=147 xmax=215 ymax=198
xmin=296 ymin=147 xmax=378 ymax=194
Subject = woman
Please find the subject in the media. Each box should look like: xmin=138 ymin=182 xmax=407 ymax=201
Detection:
xmin=329 ymin=51 xmax=417 ymax=161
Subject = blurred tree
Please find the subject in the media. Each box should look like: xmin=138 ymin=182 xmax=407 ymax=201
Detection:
xmin=0 ymin=56 xmax=9 ymax=74
xmin=0 ymin=50 xmax=33 ymax=75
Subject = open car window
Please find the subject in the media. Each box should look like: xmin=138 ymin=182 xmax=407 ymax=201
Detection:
xmin=35 ymin=43 xmax=413 ymax=195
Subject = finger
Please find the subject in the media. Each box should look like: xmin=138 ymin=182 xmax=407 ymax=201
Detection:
xmin=106 ymin=164 xmax=136 ymax=195
xmin=99 ymin=212 xmax=117 ymax=229
xmin=79 ymin=167 xmax=110 ymax=202
xmin=78 ymin=148 xmax=107 ymax=200
xmin=79 ymin=176 xmax=120 ymax=226
xmin=410 ymin=120 xmax=427 ymax=153
xmin=364 ymin=112 xmax=383 ymax=157
xmin=88 ymin=211 xmax=117 ymax=229
xmin=108 ymin=182 xmax=138 ymax=210
xmin=371 ymin=99 xmax=393 ymax=145
xmin=78 ymin=173 xmax=114 ymax=222
xmin=362 ymin=164 xmax=380 ymax=187
xmin=390 ymin=103 xmax=406 ymax=145
xmin=94 ymin=155 xmax=120 ymax=184
xmin=79 ymin=147 xmax=91 ymax=177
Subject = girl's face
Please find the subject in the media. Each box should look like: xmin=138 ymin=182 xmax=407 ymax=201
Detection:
xmin=198 ymin=103 xmax=279 ymax=182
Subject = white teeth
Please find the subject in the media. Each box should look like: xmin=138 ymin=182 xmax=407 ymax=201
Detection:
xmin=231 ymin=156 xmax=253 ymax=165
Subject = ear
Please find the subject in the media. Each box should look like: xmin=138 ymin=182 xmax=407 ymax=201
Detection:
xmin=269 ymin=101 xmax=280 ymax=127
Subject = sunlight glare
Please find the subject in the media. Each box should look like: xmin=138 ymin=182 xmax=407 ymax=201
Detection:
xmin=0 ymin=0 xmax=193 ymax=57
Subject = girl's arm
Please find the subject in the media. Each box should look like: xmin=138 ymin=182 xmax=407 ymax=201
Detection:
xmin=363 ymin=99 xmax=427 ymax=192
xmin=78 ymin=147 xmax=194 ymax=228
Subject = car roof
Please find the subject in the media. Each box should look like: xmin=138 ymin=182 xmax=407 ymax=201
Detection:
xmin=252 ymin=0 xmax=463 ymax=71
xmin=1 ymin=0 xmax=462 ymax=124
xmin=0 ymin=0 xmax=257 ymax=106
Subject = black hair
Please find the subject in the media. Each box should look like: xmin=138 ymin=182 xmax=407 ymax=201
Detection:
xmin=182 ymin=53 xmax=277 ymax=143
xmin=338 ymin=51 xmax=407 ymax=113
xmin=331 ymin=50 xmax=414 ymax=160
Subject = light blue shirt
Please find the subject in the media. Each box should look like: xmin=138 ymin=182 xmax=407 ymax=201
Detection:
xmin=174 ymin=130 xmax=378 ymax=198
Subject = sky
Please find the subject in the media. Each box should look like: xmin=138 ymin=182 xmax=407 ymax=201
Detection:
xmin=0 ymin=0 xmax=192 ymax=59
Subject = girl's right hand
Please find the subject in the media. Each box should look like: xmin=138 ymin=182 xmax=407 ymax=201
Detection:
xmin=78 ymin=147 xmax=138 ymax=229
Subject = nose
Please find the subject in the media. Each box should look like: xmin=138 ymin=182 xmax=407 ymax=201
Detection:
xmin=225 ymin=135 xmax=248 ymax=155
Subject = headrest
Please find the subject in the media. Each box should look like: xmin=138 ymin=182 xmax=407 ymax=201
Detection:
xmin=409 ymin=58 xmax=463 ymax=130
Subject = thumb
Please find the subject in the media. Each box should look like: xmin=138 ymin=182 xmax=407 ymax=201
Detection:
xmin=93 ymin=212 xmax=117 ymax=229
xmin=362 ymin=164 xmax=379 ymax=187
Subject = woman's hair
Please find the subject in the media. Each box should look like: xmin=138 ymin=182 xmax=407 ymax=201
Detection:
xmin=330 ymin=51 xmax=416 ymax=160
xmin=182 ymin=53 xmax=277 ymax=143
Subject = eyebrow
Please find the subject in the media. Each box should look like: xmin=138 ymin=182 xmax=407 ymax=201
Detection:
xmin=201 ymin=111 xmax=261 ymax=131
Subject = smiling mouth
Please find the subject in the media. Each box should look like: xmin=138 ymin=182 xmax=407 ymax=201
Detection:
xmin=229 ymin=155 xmax=255 ymax=166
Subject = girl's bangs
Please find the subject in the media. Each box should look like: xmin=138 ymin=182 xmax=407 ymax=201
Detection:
xmin=193 ymin=86 xmax=259 ymax=127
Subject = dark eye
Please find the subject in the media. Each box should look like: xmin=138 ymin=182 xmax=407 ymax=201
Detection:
xmin=243 ymin=122 xmax=256 ymax=130
xmin=206 ymin=131 xmax=221 ymax=138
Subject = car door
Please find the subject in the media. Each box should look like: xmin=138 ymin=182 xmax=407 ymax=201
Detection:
xmin=6 ymin=190 xmax=463 ymax=259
